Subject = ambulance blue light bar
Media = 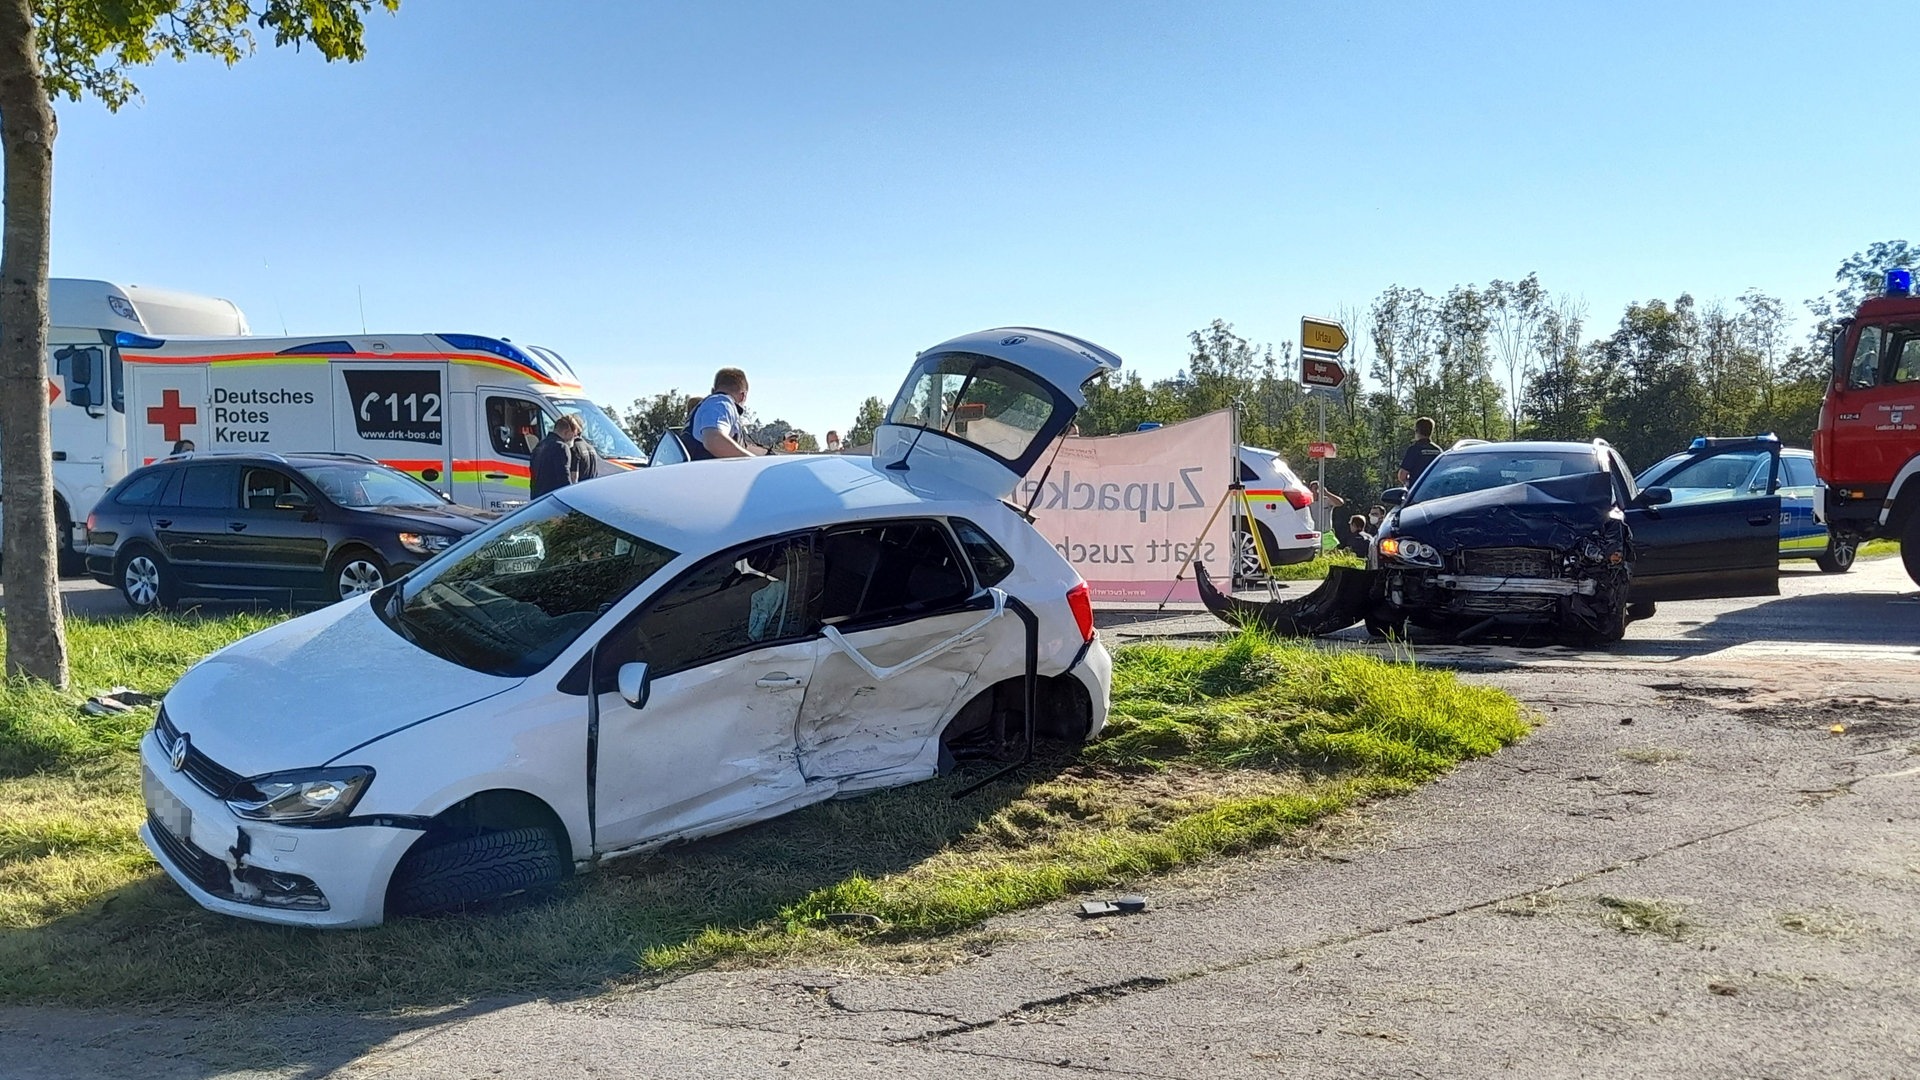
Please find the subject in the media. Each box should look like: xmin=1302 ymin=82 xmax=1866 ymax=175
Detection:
xmin=113 ymin=331 xmax=164 ymax=348
xmin=1688 ymin=433 xmax=1779 ymax=450
xmin=1889 ymin=268 xmax=1914 ymax=297
xmin=436 ymin=333 xmax=554 ymax=378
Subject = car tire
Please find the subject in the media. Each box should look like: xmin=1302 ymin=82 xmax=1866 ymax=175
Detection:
xmin=1231 ymin=520 xmax=1282 ymax=582
xmin=118 ymin=547 xmax=174 ymax=614
xmin=1580 ymin=598 xmax=1629 ymax=646
xmin=328 ymin=548 xmax=388 ymax=601
xmin=1815 ymin=534 xmax=1857 ymax=574
xmin=55 ymin=501 xmax=83 ymax=578
xmin=386 ymin=826 xmax=568 ymax=916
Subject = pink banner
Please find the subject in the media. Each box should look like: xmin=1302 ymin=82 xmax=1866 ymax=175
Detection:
xmin=1020 ymin=410 xmax=1237 ymax=603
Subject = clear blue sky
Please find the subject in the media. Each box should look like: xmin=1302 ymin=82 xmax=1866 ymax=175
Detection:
xmin=46 ymin=1 xmax=1912 ymax=438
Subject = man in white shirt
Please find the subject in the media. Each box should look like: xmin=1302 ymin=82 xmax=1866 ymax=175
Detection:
xmin=688 ymin=367 xmax=755 ymax=460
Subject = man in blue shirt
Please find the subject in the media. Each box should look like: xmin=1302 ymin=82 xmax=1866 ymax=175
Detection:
xmin=1397 ymin=417 xmax=1442 ymax=487
xmin=688 ymin=367 xmax=755 ymax=460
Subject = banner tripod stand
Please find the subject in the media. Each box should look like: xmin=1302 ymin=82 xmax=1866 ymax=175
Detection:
xmin=1155 ymin=482 xmax=1241 ymax=613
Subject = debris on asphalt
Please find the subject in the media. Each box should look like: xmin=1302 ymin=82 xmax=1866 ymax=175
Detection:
xmin=1078 ymin=896 xmax=1148 ymax=918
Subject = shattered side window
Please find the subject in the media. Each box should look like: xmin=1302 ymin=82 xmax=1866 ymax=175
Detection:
xmin=819 ymin=522 xmax=971 ymax=626
xmin=949 ymin=518 xmax=1015 ymax=588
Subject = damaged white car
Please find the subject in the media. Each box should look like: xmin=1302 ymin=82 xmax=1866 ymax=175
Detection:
xmin=140 ymin=328 xmax=1119 ymax=927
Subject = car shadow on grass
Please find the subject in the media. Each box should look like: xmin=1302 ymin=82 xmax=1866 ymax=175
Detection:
xmin=0 ymin=753 xmax=1072 ymax=1042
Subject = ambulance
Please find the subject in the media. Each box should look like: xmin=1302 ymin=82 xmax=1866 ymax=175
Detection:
xmin=39 ymin=279 xmax=645 ymax=566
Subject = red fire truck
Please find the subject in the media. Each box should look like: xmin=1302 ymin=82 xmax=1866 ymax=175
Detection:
xmin=1812 ymin=267 xmax=1920 ymax=586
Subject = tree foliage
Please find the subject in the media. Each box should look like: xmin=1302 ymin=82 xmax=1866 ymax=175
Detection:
xmin=0 ymin=0 xmax=398 ymax=685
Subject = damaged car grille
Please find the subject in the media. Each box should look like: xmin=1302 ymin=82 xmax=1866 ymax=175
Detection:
xmin=1460 ymin=547 xmax=1555 ymax=578
xmin=147 ymin=813 xmax=231 ymax=895
xmin=155 ymin=707 xmax=246 ymax=798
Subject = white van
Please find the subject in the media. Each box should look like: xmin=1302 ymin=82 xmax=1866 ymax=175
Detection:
xmin=35 ymin=280 xmax=644 ymax=565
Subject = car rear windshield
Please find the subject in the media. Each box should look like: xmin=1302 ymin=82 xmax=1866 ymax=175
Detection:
xmin=1407 ymin=451 xmax=1597 ymax=504
xmin=378 ymin=499 xmax=677 ymax=677
xmin=298 ymin=464 xmax=444 ymax=509
xmin=886 ymin=352 xmax=1059 ymax=465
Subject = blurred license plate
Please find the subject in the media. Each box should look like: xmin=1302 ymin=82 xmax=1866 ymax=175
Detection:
xmin=142 ymin=764 xmax=192 ymax=840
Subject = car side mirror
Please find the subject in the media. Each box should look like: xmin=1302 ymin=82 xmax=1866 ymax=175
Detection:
xmin=1380 ymin=487 xmax=1407 ymax=507
xmin=617 ymin=662 xmax=650 ymax=709
xmin=273 ymin=491 xmax=313 ymax=512
xmin=1636 ymin=486 xmax=1673 ymax=507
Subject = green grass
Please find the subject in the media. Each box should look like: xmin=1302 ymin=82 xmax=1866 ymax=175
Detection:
xmin=1859 ymin=539 xmax=1901 ymax=559
xmin=0 ymin=619 xmax=1528 ymax=1009
xmin=1264 ymin=549 xmax=1366 ymax=581
xmin=0 ymin=612 xmax=281 ymax=777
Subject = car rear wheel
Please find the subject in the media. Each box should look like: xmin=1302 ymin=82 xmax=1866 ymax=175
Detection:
xmin=1232 ymin=520 xmax=1282 ymax=582
xmin=1815 ymin=534 xmax=1857 ymax=574
xmin=118 ymin=548 xmax=174 ymax=614
xmin=328 ymin=549 xmax=388 ymax=601
xmin=387 ymin=826 xmax=568 ymax=916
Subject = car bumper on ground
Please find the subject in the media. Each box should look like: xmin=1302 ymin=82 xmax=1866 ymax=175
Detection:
xmin=138 ymin=731 xmax=417 ymax=928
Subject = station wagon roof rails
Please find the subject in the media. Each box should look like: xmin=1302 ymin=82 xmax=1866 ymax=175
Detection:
xmin=298 ymin=452 xmax=381 ymax=463
xmin=159 ymin=450 xmax=291 ymax=464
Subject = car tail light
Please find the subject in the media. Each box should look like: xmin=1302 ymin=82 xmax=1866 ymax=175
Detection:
xmin=85 ymin=511 xmax=97 ymax=533
xmin=1066 ymin=582 xmax=1095 ymax=643
xmin=1283 ymin=488 xmax=1313 ymax=511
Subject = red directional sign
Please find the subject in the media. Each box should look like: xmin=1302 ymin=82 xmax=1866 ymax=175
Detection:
xmin=1308 ymin=441 xmax=1337 ymax=460
xmin=1301 ymin=355 xmax=1347 ymax=388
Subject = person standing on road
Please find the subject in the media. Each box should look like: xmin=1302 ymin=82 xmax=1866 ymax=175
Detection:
xmin=570 ymin=426 xmax=601 ymax=482
xmin=687 ymin=368 xmax=756 ymax=460
xmin=1345 ymin=514 xmax=1374 ymax=559
xmin=1398 ymin=417 xmax=1443 ymax=487
xmin=530 ymin=414 xmax=583 ymax=498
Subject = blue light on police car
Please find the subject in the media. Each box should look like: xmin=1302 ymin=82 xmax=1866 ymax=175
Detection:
xmin=1689 ymin=437 xmax=1706 ymax=450
xmin=1889 ymin=268 xmax=1914 ymax=298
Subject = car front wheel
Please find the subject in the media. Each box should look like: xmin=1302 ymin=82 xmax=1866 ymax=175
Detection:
xmin=387 ymin=826 xmax=568 ymax=916
xmin=119 ymin=549 xmax=174 ymax=614
xmin=329 ymin=549 xmax=388 ymax=601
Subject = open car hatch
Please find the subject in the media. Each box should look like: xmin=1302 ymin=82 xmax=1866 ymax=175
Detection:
xmin=873 ymin=327 xmax=1123 ymax=499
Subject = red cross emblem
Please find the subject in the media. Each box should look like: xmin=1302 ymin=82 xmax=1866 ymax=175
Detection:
xmin=146 ymin=389 xmax=198 ymax=442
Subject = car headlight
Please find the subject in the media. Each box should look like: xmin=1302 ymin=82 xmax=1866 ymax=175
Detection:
xmin=398 ymin=532 xmax=454 ymax=556
xmin=227 ymin=767 xmax=373 ymax=823
xmin=1379 ymin=537 xmax=1443 ymax=567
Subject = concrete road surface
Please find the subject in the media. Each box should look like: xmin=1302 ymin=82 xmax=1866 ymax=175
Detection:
xmin=1 ymin=558 xmax=1916 ymax=1078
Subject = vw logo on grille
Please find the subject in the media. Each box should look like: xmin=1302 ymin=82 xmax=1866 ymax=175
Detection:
xmin=170 ymin=732 xmax=190 ymax=772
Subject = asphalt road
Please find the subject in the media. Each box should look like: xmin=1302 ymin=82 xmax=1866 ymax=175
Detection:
xmin=3 ymin=557 xmax=1917 ymax=1078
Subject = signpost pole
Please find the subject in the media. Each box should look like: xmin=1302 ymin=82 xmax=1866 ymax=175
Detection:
xmin=1315 ymin=394 xmax=1327 ymax=534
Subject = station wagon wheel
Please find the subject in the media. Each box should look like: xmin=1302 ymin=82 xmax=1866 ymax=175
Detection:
xmin=1815 ymin=534 xmax=1856 ymax=574
xmin=118 ymin=548 xmax=174 ymax=614
xmin=328 ymin=548 xmax=388 ymax=601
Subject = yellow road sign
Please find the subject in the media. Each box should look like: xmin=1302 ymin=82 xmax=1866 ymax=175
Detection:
xmin=1301 ymin=317 xmax=1348 ymax=354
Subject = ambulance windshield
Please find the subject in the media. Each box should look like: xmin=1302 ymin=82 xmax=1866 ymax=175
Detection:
xmin=550 ymin=399 xmax=646 ymax=461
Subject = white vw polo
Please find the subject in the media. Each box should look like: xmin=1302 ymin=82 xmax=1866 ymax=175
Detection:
xmin=140 ymin=328 xmax=1120 ymax=927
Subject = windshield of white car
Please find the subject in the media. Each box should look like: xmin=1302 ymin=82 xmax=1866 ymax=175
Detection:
xmin=1406 ymin=451 xmax=1599 ymax=505
xmin=379 ymin=498 xmax=677 ymax=676
xmin=886 ymin=352 xmax=1058 ymax=465
xmin=551 ymin=398 xmax=647 ymax=461
xmin=298 ymin=464 xmax=444 ymax=509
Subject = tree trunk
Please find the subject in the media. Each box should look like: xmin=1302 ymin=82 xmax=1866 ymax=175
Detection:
xmin=0 ymin=0 xmax=66 ymax=687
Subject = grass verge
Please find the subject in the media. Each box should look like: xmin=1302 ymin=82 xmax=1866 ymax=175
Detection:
xmin=1859 ymin=539 xmax=1900 ymax=559
xmin=1264 ymin=549 xmax=1366 ymax=581
xmin=0 ymin=619 xmax=1526 ymax=1009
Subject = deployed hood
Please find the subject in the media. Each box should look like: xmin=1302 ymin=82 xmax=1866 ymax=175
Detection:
xmin=1391 ymin=471 xmax=1620 ymax=552
xmin=873 ymin=327 xmax=1123 ymax=499
xmin=160 ymin=599 xmax=519 ymax=778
